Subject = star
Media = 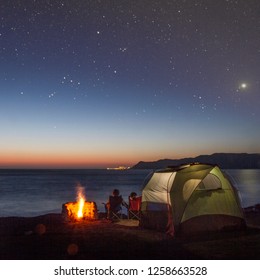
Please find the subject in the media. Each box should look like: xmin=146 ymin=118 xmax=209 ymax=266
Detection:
xmin=0 ymin=0 xmax=259 ymax=171
xmin=239 ymin=83 xmax=248 ymax=89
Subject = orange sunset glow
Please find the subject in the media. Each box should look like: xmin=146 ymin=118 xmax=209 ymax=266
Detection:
xmin=0 ymin=143 xmax=161 ymax=167
xmin=0 ymin=151 xmax=135 ymax=168
xmin=1 ymin=143 xmax=257 ymax=169
xmin=0 ymin=0 xmax=259 ymax=171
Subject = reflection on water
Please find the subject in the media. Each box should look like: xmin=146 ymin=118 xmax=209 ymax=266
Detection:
xmin=0 ymin=169 xmax=259 ymax=216
xmin=0 ymin=169 xmax=149 ymax=217
xmin=225 ymin=169 xmax=260 ymax=208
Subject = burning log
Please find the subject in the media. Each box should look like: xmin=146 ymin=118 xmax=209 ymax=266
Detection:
xmin=62 ymin=201 xmax=98 ymax=221
xmin=62 ymin=186 xmax=98 ymax=221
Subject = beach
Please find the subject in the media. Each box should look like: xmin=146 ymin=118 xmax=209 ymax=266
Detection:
xmin=1 ymin=211 xmax=260 ymax=260
xmin=0 ymin=169 xmax=260 ymax=260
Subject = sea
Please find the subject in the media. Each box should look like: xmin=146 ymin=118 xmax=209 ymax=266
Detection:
xmin=0 ymin=169 xmax=259 ymax=217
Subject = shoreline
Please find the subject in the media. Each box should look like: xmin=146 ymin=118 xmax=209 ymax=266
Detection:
xmin=1 ymin=210 xmax=260 ymax=260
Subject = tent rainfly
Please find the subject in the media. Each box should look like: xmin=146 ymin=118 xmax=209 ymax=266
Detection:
xmin=140 ymin=163 xmax=245 ymax=236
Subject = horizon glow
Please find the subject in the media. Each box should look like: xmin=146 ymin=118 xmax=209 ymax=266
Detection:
xmin=0 ymin=1 xmax=259 ymax=168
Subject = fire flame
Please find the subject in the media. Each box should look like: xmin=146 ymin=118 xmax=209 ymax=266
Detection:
xmin=76 ymin=189 xmax=85 ymax=219
xmin=62 ymin=185 xmax=98 ymax=221
xmin=77 ymin=196 xmax=85 ymax=218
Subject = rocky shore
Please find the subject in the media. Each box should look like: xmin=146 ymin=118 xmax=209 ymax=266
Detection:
xmin=1 ymin=209 xmax=260 ymax=260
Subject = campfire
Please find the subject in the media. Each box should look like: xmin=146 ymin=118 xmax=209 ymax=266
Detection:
xmin=62 ymin=187 xmax=98 ymax=221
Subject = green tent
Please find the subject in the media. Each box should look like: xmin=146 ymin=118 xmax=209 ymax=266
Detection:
xmin=141 ymin=163 xmax=245 ymax=236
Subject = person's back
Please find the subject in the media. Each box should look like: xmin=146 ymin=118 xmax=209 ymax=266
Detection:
xmin=129 ymin=196 xmax=141 ymax=211
xmin=106 ymin=188 xmax=123 ymax=219
xmin=109 ymin=195 xmax=123 ymax=212
xmin=128 ymin=192 xmax=142 ymax=219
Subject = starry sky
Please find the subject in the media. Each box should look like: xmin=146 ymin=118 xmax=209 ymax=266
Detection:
xmin=0 ymin=0 xmax=259 ymax=168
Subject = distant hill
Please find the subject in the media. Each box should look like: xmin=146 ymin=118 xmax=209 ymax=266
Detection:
xmin=131 ymin=153 xmax=260 ymax=169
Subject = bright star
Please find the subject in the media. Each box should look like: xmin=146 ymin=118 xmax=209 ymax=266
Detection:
xmin=239 ymin=83 xmax=247 ymax=89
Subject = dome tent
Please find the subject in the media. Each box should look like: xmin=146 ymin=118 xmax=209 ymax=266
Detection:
xmin=141 ymin=163 xmax=245 ymax=236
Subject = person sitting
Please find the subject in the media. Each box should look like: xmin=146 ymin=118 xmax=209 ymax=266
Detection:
xmin=128 ymin=192 xmax=142 ymax=219
xmin=105 ymin=189 xmax=123 ymax=219
xmin=130 ymin=192 xmax=137 ymax=200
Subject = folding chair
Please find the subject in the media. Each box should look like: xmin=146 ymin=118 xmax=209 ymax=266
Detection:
xmin=128 ymin=196 xmax=142 ymax=220
xmin=108 ymin=195 xmax=123 ymax=220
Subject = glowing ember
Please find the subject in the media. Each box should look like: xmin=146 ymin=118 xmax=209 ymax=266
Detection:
xmin=62 ymin=201 xmax=98 ymax=221
xmin=62 ymin=187 xmax=98 ymax=221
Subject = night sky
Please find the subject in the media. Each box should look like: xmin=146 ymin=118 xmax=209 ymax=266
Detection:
xmin=0 ymin=0 xmax=259 ymax=168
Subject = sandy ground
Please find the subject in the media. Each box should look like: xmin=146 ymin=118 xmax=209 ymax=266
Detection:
xmin=0 ymin=212 xmax=260 ymax=260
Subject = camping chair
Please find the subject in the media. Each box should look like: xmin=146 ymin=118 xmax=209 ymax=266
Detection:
xmin=128 ymin=196 xmax=142 ymax=220
xmin=108 ymin=195 xmax=124 ymax=220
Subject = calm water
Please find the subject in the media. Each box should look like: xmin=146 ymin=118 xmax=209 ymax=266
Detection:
xmin=0 ymin=169 xmax=259 ymax=217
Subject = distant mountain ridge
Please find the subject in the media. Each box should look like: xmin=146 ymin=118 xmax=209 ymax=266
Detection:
xmin=132 ymin=153 xmax=260 ymax=169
